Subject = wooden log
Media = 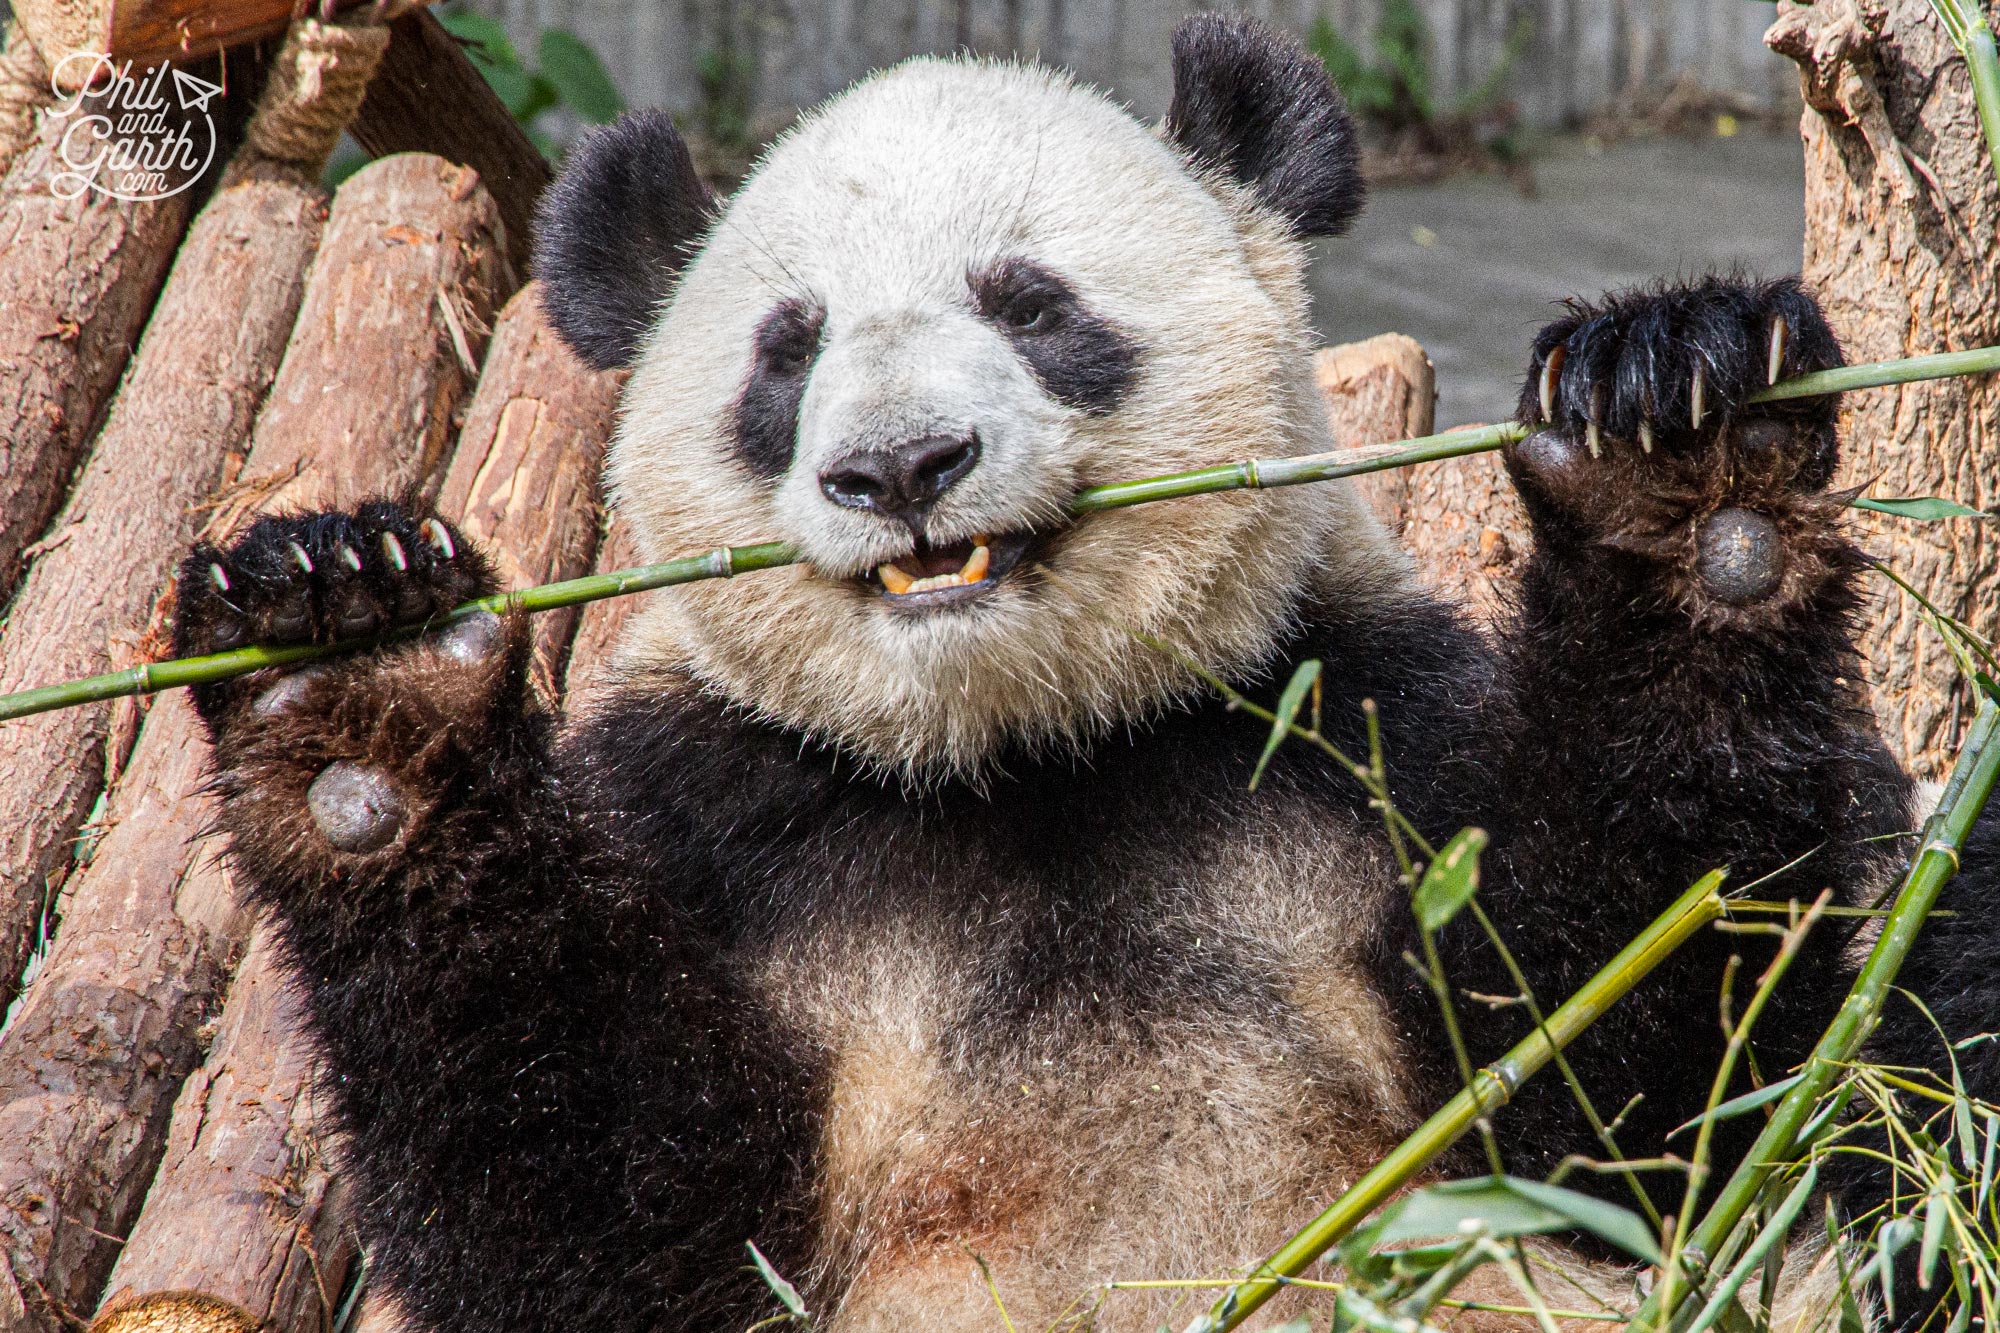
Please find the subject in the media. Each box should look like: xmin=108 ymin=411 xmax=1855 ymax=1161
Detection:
xmin=90 ymin=217 xmax=655 ymax=1333
xmin=349 ymin=9 xmax=551 ymax=279
xmin=436 ymin=280 xmax=622 ymax=698
xmin=563 ymin=509 xmax=643 ymax=705
xmin=10 ymin=0 xmax=431 ymax=87
xmin=88 ymin=934 xmax=355 ymax=1333
xmin=1769 ymin=0 xmax=2000 ymax=777
xmin=0 ymin=104 xmax=195 ymax=607
xmin=0 ymin=152 xmax=506 ymax=1333
xmin=1315 ymin=333 xmax=1529 ymax=624
xmin=0 ymin=23 xmax=52 ymax=178
xmin=0 ymin=14 xmax=389 ymax=1016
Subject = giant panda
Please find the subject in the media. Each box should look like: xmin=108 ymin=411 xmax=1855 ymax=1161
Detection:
xmin=169 ymin=13 xmax=2000 ymax=1332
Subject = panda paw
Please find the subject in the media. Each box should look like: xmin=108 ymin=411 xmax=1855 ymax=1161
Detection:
xmin=174 ymin=501 xmax=527 ymax=867
xmin=1506 ymin=277 xmax=1854 ymax=617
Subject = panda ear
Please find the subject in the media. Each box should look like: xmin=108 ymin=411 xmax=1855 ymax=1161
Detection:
xmin=533 ymin=109 xmax=717 ymax=371
xmin=1163 ymin=13 xmax=1365 ymax=238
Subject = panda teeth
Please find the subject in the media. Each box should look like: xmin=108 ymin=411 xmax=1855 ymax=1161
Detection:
xmin=876 ymin=539 xmax=994 ymax=596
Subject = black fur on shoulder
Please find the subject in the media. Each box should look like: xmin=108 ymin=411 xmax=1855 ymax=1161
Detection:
xmin=533 ymin=109 xmax=717 ymax=371
xmin=1164 ymin=12 xmax=1365 ymax=237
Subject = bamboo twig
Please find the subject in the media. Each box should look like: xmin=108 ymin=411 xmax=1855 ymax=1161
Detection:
xmin=1628 ymin=697 xmax=2000 ymax=1333
xmin=3 ymin=344 xmax=1998 ymax=726
xmin=1182 ymin=873 xmax=1730 ymax=1333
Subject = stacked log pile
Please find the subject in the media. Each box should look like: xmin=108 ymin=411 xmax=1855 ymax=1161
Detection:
xmin=0 ymin=9 xmax=1518 ymax=1329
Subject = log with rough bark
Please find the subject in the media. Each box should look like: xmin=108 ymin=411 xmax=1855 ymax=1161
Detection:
xmin=0 ymin=16 xmax=389 ymax=1018
xmin=0 ymin=151 xmax=506 ymax=1333
xmin=0 ymin=23 xmax=51 ymax=177
xmin=1768 ymin=0 xmax=2000 ymax=778
xmin=437 ymin=280 xmax=622 ymax=697
xmin=1315 ymin=332 xmax=1529 ymax=622
xmin=89 ymin=933 xmax=355 ymax=1333
xmin=89 ymin=240 xmax=642 ymax=1333
xmin=9 ymin=0 xmax=430 ymax=86
xmin=349 ymin=9 xmax=551 ymax=278
xmin=563 ymin=509 xmax=643 ymax=704
xmin=0 ymin=107 xmax=195 ymax=607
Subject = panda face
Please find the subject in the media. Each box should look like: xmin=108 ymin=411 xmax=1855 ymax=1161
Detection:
xmin=546 ymin=40 xmax=1406 ymax=777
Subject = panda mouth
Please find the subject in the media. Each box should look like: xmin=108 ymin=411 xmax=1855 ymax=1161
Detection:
xmin=868 ymin=531 xmax=1036 ymax=607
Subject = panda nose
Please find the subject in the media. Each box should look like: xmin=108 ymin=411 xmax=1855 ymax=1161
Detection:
xmin=819 ymin=434 xmax=981 ymax=529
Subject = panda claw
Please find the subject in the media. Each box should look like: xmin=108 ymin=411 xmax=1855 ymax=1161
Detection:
xmin=423 ymin=518 xmax=456 ymax=561
xmin=1539 ymin=346 xmax=1565 ymax=422
xmin=336 ymin=542 xmax=363 ymax=573
xmin=1768 ymin=316 xmax=1788 ymax=386
xmin=1691 ymin=364 xmax=1707 ymax=431
xmin=207 ymin=562 xmax=231 ymax=594
xmin=1586 ymin=384 xmax=1605 ymax=458
xmin=287 ymin=541 xmax=314 ymax=575
xmin=1638 ymin=419 xmax=1655 ymax=454
xmin=381 ymin=530 xmax=408 ymax=572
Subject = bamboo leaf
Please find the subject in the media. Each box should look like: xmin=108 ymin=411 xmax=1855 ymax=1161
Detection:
xmin=746 ymin=1240 xmax=807 ymax=1321
xmin=538 ymin=29 xmax=626 ymax=124
xmin=1920 ymin=1175 xmax=1950 ymax=1290
xmin=1853 ymin=496 xmax=1989 ymax=521
xmin=1877 ymin=1216 xmax=1918 ymax=1321
xmin=1344 ymin=1176 xmax=1660 ymax=1266
xmin=1249 ymin=660 xmax=1321 ymax=791
xmin=1412 ymin=828 xmax=1488 ymax=933
xmin=1666 ymin=1073 xmax=1804 ymax=1140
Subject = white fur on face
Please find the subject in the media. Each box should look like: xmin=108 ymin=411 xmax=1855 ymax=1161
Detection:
xmin=606 ymin=56 xmax=1411 ymax=777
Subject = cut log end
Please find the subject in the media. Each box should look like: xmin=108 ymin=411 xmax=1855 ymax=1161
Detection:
xmin=92 ymin=1293 xmax=259 ymax=1333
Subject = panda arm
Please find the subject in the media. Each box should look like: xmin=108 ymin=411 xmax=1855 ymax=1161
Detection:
xmin=1376 ymin=279 xmax=1920 ymax=1188
xmin=172 ymin=502 xmax=817 ymax=1330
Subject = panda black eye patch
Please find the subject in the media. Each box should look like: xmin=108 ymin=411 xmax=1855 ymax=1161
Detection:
xmin=731 ymin=298 xmax=826 ymax=478
xmin=971 ymin=257 xmax=1140 ymax=415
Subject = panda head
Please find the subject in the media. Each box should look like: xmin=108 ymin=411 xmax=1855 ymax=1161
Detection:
xmin=537 ymin=13 xmax=1411 ymax=779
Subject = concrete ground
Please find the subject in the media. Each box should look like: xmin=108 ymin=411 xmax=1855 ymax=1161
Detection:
xmin=1308 ymin=129 xmax=1808 ymax=429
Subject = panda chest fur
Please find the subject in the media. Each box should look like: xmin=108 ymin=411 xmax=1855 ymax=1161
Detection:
xmin=724 ymin=759 xmax=1426 ymax=1319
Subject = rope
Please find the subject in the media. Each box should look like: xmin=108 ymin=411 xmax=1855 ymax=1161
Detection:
xmin=239 ymin=17 xmax=390 ymax=177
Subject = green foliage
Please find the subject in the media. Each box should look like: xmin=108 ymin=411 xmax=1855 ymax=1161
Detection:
xmin=324 ymin=8 xmax=627 ymax=187
xmin=746 ymin=1240 xmax=810 ymax=1329
xmin=436 ymin=8 xmax=627 ymax=157
xmin=695 ymin=45 xmax=758 ymax=155
xmin=1411 ymin=826 xmax=1485 ymax=932
xmin=1854 ymin=496 xmax=1991 ymax=521
xmin=1307 ymin=3 xmax=1529 ymax=136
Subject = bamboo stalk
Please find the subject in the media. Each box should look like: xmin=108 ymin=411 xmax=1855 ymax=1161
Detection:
xmin=1627 ymin=696 xmax=2000 ymax=1333
xmin=3 ymin=344 xmax=1998 ymax=727
xmin=1181 ymin=873 xmax=1730 ymax=1333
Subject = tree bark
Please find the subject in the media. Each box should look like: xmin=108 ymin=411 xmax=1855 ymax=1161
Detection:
xmin=9 ymin=0 xmax=430 ymax=84
xmin=0 ymin=153 xmax=505 ymax=1333
xmin=1768 ymin=0 xmax=2000 ymax=779
xmin=0 ymin=171 xmax=325 ymax=1014
xmin=349 ymin=9 xmax=551 ymax=279
xmin=437 ymin=280 xmax=623 ymax=698
xmin=89 ymin=266 xmax=626 ymax=1333
xmin=0 ymin=24 xmax=50 ymax=179
xmin=563 ymin=509 xmax=643 ymax=706
xmin=89 ymin=933 xmax=354 ymax=1333
xmin=0 ymin=107 xmax=193 ymax=607
xmin=1315 ymin=333 xmax=1530 ymax=624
